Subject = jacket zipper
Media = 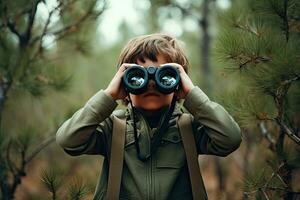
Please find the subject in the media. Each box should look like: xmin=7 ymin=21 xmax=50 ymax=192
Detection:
xmin=139 ymin=113 xmax=156 ymax=200
xmin=150 ymin=155 xmax=154 ymax=200
xmin=139 ymin=115 xmax=152 ymax=200
xmin=149 ymin=129 xmax=155 ymax=200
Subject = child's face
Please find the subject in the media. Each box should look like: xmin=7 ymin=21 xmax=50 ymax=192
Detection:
xmin=129 ymin=54 xmax=174 ymax=112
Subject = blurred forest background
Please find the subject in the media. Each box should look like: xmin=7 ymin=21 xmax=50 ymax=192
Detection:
xmin=0 ymin=0 xmax=299 ymax=199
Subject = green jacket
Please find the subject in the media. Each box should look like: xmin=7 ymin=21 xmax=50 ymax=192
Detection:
xmin=56 ymin=86 xmax=242 ymax=200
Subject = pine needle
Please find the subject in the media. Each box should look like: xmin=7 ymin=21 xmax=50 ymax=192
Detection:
xmin=67 ymin=177 xmax=90 ymax=200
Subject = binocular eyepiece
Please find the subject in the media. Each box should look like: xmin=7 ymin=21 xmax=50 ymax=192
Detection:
xmin=123 ymin=65 xmax=180 ymax=95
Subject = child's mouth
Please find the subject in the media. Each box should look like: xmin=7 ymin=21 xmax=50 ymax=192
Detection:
xmin=143 ymin=92 xmax=160 ymax=97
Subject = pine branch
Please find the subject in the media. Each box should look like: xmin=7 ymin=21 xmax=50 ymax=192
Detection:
xmin=18 ymin=0 xmax=106 ymax=96
xmin=2 ymin=3 xmax=22 ymax=40
xmin=259 ymin=122 xmax=276 ymax=151
xmin=29 ymin=0 xmax=78 ymax=52
xmin=267 ymin=0 xmax=290 ymax=41
xmin=239 ymin=55 xmax=271 ymax=69
xmin=33 ymin=0 xmax=64 ymax=57
xmin=225 ymin=52 xmax=271 ymax=70
xmin=68 ymin=178 xmax=89 ymax=200
xmin=53 ymin=2 xmax=99 ymax=40
xmin=265 ymin=162 xmax=287 ymax=187
xmin=10 ymin=146 xmax=27 ymax=197
xmin=2 ymin=0 xmax=43 ymax=47
xmin=6 ymin=21 xmax=21 ymax=39
xmin=3 ymin=134 xmax=56 ymax=199
xmin=20 ymin=0 xmax=43 ymax=48
xmin=261 ymin=188 xmax=270 ymax=200
xmin=244 ymin=162 xmax=290 ymax=198
xmin=0 ymin=1 xmax=43 ymax=120
xmin=41 ymin=169 xmax=62 ymax=200
xmin=273 ymin=75 xmax=300 ymax=145
xmin=265 ymin=186 xmax=300 ymax=195
xmin=25 ymin=135 xmax=56 ymax=164
xmin=282 ymin=0 xmax=290 ymax=41
xmin=277 ymin=120 xmax=300 ymax=145
xmin=218 ymin=0 xmax=300 ymax=198
xmin=6 ymin=140 xmax=17 ymax=177
xmin=35 ymin=0 xmax=103 ymax=41
xmin=29 ymin=0 xmax=106 ymax=61
xmin=233 ymin=22 xmax=261 ymax=37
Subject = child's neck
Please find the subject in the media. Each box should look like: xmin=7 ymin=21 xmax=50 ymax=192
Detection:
xmin=137 ymin=106 xmax=168 ymax=117
xmin=137 ymin=106 xmax=169 ymax=128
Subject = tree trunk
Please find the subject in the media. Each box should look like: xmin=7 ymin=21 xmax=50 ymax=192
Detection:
xmin=199 ymin=0 xmax=212 ymax=94
xmin=1 ymin=180 xmax=13 ymax=200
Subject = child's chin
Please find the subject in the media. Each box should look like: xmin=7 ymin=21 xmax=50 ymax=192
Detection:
xmin=139 ymin=104 xmax=165 ymax=111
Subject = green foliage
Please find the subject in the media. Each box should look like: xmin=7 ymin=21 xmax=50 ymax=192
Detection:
xmin=243 ymin=162 xmax=289 ymax=199
xmin=0 ymin=0 xmax=106 ymax=98
xmin=41 ymin=169 xmax=90 ymax=200
xmin=215 ymin=0 xmax=300 ymax=198
xmin=41 ymin=169 xmax=63 ymax=198
xmin=0 ymin=0 xmax=107 ymax=199
xmin=215 ymin=0 xmax=300 ymax=121
xmin=286 ymin=146 xmax=300 ymax=170
xmin=18 ymin=64 xmax=73 ymax=97
xmin=0 ymin=130 xmax=9 ymax=180
xmin=16 ymin=127 xmax=35 ymax=153
xmin=217 ymin=83 xmax=277 ymax=129
xmin=67 ymin=178 xmax=90 ymax=200
xmin=243 ymin=168 xmax=268 ymax=193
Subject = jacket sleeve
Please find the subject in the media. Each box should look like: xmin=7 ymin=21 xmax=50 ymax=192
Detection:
xmin=183 ymin=86 xmax=242 ymax=156
xmin=56 ymin=90 xmax=118 ymax=156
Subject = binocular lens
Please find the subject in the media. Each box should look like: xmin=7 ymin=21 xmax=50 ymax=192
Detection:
xmin=160 ymin=75 xmax=177 ymax=87
xmin=123 ymin=66 xmax=148 ymax=94
xmin=129 ymin=76 xmax=145 ymax=87
xmin=126 ymin=68 xmax=147 ymax=87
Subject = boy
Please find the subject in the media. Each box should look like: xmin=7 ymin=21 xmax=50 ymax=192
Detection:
xmin=56 ymin=33 xmax=242 ymax=199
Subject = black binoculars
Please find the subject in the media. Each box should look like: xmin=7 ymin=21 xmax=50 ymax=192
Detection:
xmin=123 ymin=65 xmax=180 ymax=95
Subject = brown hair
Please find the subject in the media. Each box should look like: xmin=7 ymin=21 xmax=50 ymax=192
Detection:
xmin=117 ymin=33 xmax=189 ymax=73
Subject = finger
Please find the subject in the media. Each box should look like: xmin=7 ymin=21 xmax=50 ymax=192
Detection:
xmin=120 ymin=63 xmax=138 ymax=72
xmin=119 ymin=64 xmax=128 ymax=72
xmin=161 ymin=63 xmax=185 ymax=72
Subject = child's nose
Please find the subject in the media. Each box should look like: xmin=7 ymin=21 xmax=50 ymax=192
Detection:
xmin=147 ymin=79 xmax=156 ymax=89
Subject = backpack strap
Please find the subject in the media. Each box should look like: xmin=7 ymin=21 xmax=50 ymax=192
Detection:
xmin=178 ymin=113 xmax=208 ymax=200
xmin=106 ymin=116 xmax=126 ymax=200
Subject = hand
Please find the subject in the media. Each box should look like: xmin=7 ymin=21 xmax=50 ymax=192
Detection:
xmin=161 ymin=63 xmax=195 ymax=99
xmin=104 ymin=63 xmax=136 ymax=100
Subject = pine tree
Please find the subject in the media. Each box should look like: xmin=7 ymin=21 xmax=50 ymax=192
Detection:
xmin=215 ymin=0 xmax=300 ymax=199
xmin=41 ymin=169 xmax=90 ymax=200
xmin=0 ymin=0 xmax=106 ymax=199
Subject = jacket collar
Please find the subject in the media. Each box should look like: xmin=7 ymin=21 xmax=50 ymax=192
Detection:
xmin=125 ymin=102 xmax=183 ymax=120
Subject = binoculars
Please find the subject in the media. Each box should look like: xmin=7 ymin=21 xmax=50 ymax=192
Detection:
xmin=123 ymin=65 xmax=180 ymax=95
